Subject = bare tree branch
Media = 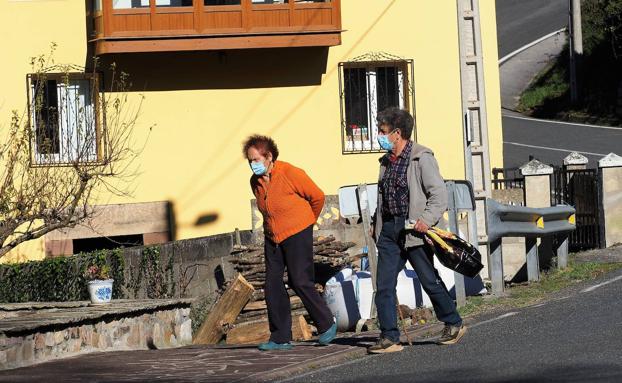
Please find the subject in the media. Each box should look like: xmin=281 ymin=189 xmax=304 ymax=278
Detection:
xmin=0 ymin=46 xmax=150 ymax=260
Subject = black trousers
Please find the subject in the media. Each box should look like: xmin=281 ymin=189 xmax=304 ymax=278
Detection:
xmin=264 ymin=225 xmax=333 ymax=343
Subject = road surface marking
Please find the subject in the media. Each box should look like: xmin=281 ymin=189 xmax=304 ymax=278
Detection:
xmin=504 ymin=114 xmax=622 ymax=131
xmin=470 ymin=312 xmax=519 ymax=329
xmin=581 ymin=274 xmax=622 ymax=293
xmin=504 ymin=142 xmax=607 ymax=156
xmin=499 ymin=28 xmax=566 ymax=65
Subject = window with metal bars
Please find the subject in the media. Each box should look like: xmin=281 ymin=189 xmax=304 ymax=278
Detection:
xmin=338 ymin=59 xmax=414 ymax=154
xmin=27 ymin=73 xmax=101 ymax=166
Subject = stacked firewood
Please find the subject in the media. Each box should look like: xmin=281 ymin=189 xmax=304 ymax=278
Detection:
xmin=193 ymin=235 xmax=363 ymax=345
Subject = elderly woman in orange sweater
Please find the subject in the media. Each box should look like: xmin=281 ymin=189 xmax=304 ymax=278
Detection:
xmin=243 ymin=134 xmax=337 ymax=351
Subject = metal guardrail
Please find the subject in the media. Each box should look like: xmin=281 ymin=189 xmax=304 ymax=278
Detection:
xmin=486 ymin=198 xmax=576 ymax=295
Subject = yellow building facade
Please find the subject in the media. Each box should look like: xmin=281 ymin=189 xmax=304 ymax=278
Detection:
xmin=0 ymin=0 xmax=502 ymax=262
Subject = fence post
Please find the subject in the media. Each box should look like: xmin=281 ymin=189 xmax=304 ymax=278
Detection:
xmin=520 ymin=159 xmax=553 ymax=278
xmin=520 ymin=159 xmax=554 ymax=208
xmin=563 ymin=152 xmax=588 ymax=171
xmin=598 ymin=153 xmax=622 ymax=248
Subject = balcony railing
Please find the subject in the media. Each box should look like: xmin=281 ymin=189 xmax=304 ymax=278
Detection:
xmin=92 ymin=0 xmax=342 ymax=54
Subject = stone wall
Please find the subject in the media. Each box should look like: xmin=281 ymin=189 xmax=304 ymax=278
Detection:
xmin=0 ymin=300 xmax=192 ymax=370
xmin=121 ymin=230 xmax=255 ymax=299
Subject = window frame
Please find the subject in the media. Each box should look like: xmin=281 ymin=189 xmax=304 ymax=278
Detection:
xmin=26 ymin=72 xmax=104 ymax=167
xmin=338 ymin=59 xmax=415 ymax=155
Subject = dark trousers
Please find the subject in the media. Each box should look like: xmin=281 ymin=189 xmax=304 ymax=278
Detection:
xmin=375 ymin=216 xmax=462 ymax=342
xmin=264 ymin=225 xmax=334 ymax=343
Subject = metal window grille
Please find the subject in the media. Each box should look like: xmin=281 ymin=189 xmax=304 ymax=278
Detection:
xmin=27 ymin=72 xmax=103 ymax=167
xmin=338 ymin=56 xmax=414 ymax=154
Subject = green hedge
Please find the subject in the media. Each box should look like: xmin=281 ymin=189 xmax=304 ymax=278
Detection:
xmin=0 ymin=246 xmax=178 ymax=303
xmin=0 ymin=250 xmax=125 ymax=303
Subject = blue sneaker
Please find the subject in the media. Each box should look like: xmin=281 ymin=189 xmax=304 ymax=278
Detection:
xmin=318 ymin=322 xmax=337 ymax=345
xmin=258 ymin=341 xmax=293 ymax=351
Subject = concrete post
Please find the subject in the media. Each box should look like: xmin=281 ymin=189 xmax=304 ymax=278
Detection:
xmin=520 ymin=159 xmax=554 ymax=281
xmin=563 ymin=152 xmax=588 ymax=171
xmin=598 ymin=153 xmax=622 ymax=248
xmin=520 ymin=159 xmax=554 ymax=208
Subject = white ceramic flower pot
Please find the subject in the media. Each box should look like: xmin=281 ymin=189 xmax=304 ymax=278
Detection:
xmin=87 ymin=279 xmax=114 ymax=305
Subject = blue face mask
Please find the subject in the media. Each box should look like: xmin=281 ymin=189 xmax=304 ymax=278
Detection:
xmin=251 ymin=161 xmax=267 ymax=176
xmin=377 ymin=130 xmax=397 ymax=151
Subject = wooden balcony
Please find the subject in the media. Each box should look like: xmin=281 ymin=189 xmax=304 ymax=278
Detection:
xmin=92 ymin=0 xmax=342 ymax=54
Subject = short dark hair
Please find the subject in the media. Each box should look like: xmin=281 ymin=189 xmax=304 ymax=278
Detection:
xmin=242 ymin=134 xmax=279 ymax=161
xmin=376 ymin=107 xmax=414 ymax=140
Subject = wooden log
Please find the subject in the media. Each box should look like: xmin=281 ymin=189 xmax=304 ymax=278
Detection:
xmin=193 ymin=274 xmax=255 ymax=345
xmin=244 ymin=296 xmax=302 ymax=311
xmin=226 ymin=315 xmax=312 ymax=345
xmin=238 ymin=298 xmax=304 ymax=320
xmin=313 ymin=235 xmax=335 ymax=246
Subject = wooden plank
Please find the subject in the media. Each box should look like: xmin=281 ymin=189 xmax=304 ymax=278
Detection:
xmin=193 ymin=274 xmax=254 ymax=345
xmin=226 ymin=315 xmax=312 ymax=345
xmin=95 ymin=33 xmax=341 ymax=54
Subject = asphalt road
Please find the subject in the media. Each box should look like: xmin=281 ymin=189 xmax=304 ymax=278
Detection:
xmin=496 ymin=0 xmax=622 ymax=168
xmin=503 ymin=115 xmax=622 ymax=168
xmin=496 ymin=0 xmax=568 ymax=58
xmin=284 ymin=269 xmax=622 ymax=383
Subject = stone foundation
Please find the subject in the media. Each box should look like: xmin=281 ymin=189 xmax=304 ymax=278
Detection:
xmin=0 ymin=299 xmax=193 ymax=370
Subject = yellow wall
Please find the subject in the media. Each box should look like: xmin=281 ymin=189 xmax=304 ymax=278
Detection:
xmin=0 ymin=0 xmax=503 ymax=261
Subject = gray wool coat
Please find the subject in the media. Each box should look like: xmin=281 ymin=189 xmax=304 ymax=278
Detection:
xmin=373 ymin=142 xmax=448 ymax=248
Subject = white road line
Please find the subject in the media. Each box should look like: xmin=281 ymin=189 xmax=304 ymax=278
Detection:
xmin=504 ymin=142 xmax=607 ymax=156
xmin=499 ymin=28 xmax=567 ymax=65
xmin=470 ymin=312 xmax=519 ymax=329
xmin=504 ymin=114 xmax=622 ymax=131
xmin=581 ymin=274 xmax=622 ymax=293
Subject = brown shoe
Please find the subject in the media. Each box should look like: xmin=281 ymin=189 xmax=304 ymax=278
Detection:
xmin=436 ymin=324 xmax=467 ymax=345
xmin=367 ymin=337 xmax=404 ymax=354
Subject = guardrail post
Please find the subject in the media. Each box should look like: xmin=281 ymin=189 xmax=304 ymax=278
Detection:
xmin=556 ymin=234 xmax=569 ymax=269
xmin=525 ymin=237 xmax=539 ymax=282
xmin=490 ymin=239 xmax=504 ymax=295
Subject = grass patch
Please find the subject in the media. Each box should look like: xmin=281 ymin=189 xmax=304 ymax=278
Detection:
xmin=458 ymin=261 xmax=622 ymax=318
xmin=517 ymin=63 xmax=569 ymax=112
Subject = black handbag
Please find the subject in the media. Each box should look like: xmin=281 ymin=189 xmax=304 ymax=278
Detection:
xmin=424 ymin=227 xmax=483 ymax=278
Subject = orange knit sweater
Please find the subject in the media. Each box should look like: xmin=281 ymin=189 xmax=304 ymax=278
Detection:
xmin=250 ymin=161 xmax=325 ymax=244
